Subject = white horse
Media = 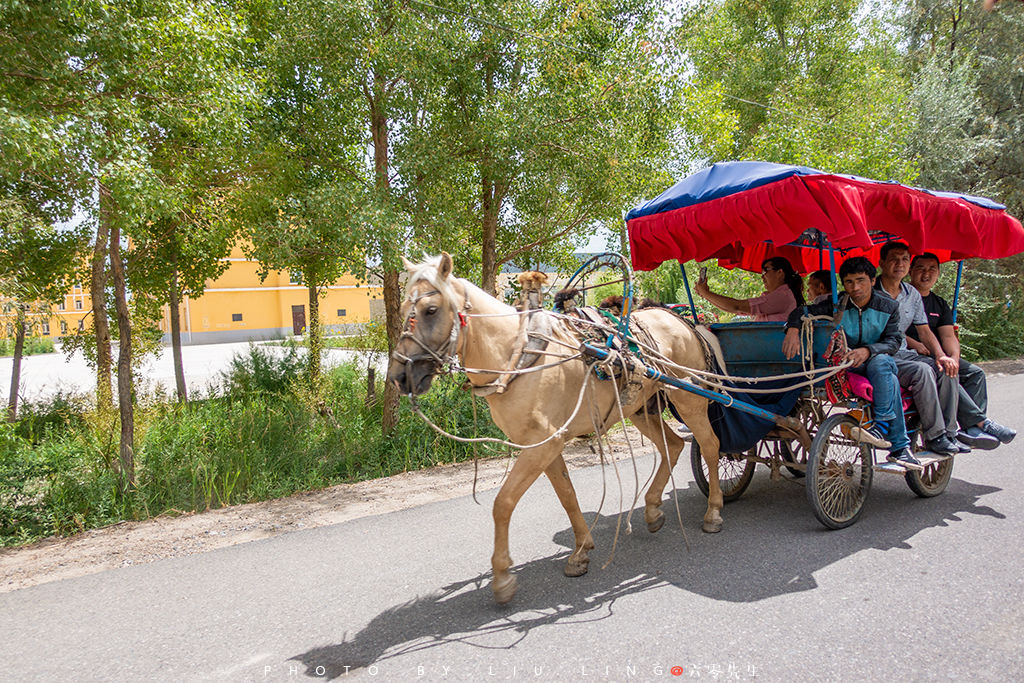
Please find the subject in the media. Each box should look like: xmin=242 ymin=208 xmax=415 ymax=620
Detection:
xmin=386 ymin=254 xmax=724 ymax=604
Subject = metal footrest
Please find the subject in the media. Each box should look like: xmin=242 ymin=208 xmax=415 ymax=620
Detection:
xmin=874 ymin=451 xmax=950 ymax=474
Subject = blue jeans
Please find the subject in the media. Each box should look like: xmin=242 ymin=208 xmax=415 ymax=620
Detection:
xmin=849 ymin=354 xmax=910 ymax=451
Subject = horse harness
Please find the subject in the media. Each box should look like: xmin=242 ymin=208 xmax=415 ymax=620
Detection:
xmin=392 ymin=284 xmax=472 ymax=377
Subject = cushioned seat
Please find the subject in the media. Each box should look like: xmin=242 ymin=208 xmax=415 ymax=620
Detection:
xmin=845 ymin=371 xmax=913 ymax=411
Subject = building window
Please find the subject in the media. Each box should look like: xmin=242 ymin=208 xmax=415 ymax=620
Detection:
xmin=75 ymin=299 xmax=83 ymax=310
xmin=232 ymin=313 xmax=243 ymax=322
xmin=58 ymin=301 xmax=66 ymax=311
xmin=337 ymin=309 xmax=346 ymax=317
xmin=60 ymin=320 xmax=68 ymax=335
xmin=77 ymin=319 xmax=84 ymax=331
xmin=42 ymin=320 xmax=50 ymax=335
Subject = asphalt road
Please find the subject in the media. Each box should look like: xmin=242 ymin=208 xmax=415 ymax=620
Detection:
xmin=3 ymin=374 xmax=1023 ymax=682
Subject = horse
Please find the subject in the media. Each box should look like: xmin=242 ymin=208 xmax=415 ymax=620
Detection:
xmin=386 ymin=254 xmax=724 ymax=604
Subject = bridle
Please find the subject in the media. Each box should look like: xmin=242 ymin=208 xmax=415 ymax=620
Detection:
xmin=391 ymin=279 xmax=473 ymax=381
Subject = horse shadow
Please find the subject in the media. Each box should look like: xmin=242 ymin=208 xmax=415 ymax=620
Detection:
xmin=292 ymin=474 xmax=1003 ymax=679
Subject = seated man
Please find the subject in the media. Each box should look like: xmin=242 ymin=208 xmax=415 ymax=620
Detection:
xmin=875 ymin=241 xmax=963 ymax=455
xmin=907 ymin=253 xmax=1016 ymax=447
xmin=782 ymin=256 xmax=918 ymax=467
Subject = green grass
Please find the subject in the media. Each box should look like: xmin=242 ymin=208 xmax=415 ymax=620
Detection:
xmin=0 ymin=345 xmax=502 ymax=546
xmin=0 ymin=336 xmax=56 ymax=356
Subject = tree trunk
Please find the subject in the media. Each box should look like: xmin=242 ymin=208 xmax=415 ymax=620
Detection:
xmin=370 ymin=72 xmax=402 ymax=434
xmin=480 ymin=173 xmax=500 ymax=296
xmin=109 ymin=223 xmax=135 ymax=495
xmin=169 ymin=263 xmax=187 ymax=402
xmin=92 ymin=187 xmax=114 ymax=410
xmin=306 ymin=280 xmax=321 ymax=389
xmin=6 ymin=305 xmax=26 ymax=422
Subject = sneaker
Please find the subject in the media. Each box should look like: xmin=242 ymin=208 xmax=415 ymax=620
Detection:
xmin=957 ymin=426 xmax=999 ymax=450
xmin=927 ymin=435 xmax=960 ymax=455
xmin=982 ymin=419 xmax=1017 ymax=445
xmin=888 ymin=448 xmax=923 ymax=470
xmin=849 ymin=421 xmax=891 ymax=449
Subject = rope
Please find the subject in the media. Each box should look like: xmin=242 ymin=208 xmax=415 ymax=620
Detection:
xmin=408 ymin=364 xmax=599 ymax=450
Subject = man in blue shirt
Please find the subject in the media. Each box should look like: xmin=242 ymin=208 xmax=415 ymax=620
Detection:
xmin=782 ymin=256 xmax=918 ymax=467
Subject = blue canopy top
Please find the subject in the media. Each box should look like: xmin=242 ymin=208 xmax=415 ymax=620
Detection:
xmin=625 ymin=161 xmax=1005 ymax=222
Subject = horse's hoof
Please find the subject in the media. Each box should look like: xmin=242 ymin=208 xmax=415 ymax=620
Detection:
xmin=492 ymin=575 xmax=518 ymax=604
xmin=702 ymin=520 xmax=723 ymax=533
xmin=646 ymin=512 xmax=665 ymax=533
xmin=564 ymin=558 xmax=589 ymax=577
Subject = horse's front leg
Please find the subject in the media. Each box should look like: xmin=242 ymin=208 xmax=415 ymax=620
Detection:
xmin=544 ymin=452 xmax=594 ymax=577
xmin=491 ymin=441 xmax=562 ymax=604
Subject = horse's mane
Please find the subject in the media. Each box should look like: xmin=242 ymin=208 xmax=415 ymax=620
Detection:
xmin=405 ymin=255 xmax=459 ymax=307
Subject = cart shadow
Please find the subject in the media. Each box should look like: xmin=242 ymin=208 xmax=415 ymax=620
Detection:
xmin=292 ymin=474 xmax=1002 ymax=679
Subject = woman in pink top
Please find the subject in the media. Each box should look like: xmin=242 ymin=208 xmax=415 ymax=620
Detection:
xmin=694 ymin=257 xmax=804 ymax=322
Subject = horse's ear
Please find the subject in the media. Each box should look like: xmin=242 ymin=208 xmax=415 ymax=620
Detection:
xmin=401 ymin=256 xmax=416 ymax=273
xmin=438 ymin=252 xmax=453 ymax=279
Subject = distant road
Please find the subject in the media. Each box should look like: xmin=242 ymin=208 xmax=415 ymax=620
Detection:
xmin=0 ymin=341 xmax=386 ymax=401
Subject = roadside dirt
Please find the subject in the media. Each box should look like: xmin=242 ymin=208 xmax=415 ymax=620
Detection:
xmin=0 ymin=428 xmax=649 ymax=593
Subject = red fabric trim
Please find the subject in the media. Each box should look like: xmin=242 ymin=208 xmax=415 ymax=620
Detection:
xmin=628 ymin=174 xmax=1024 ymax=272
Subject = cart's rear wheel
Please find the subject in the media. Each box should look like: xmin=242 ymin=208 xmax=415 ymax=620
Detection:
xmin=806 ymin=413 xmax=873 ymax=529
xmin=905 ymin=454 xmax=954 ymax=497
xmin=691 ymin=441 xmax=756 ymax=503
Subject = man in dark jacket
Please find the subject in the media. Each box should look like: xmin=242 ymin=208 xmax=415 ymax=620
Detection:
xmin=907 ymin=253 xmax=1016 ymax=448
xmin=782 ymin=256 xmax=918 ymax=467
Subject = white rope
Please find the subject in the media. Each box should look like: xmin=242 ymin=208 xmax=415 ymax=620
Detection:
xmin=409 ymin=365 xmax=599 ymax=450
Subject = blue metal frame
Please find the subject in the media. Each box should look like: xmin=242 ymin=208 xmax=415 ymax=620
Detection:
xmin=679 ymin=262 xmax=699 ymax=325
xmin=952 ymin=260 xmax=964 ymax=324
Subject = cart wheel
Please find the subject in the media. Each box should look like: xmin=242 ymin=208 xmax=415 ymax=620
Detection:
xmin=780 ymin=441 xmax=807 ymax=478
xmin=691 ymin=441 xmax=756 ymax=503
xmin=781 ymin=397 xmax=822 ymax=478
xmin=905 ymin=456 xmax=953 ymax=497
xmin=806 ymin=413 xmax=874 ymax=529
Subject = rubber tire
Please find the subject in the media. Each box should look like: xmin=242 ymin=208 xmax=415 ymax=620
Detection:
xmin=691 ymin=441 xmax=756 ymax=503
xmin=905 ymin=457 xmax=954 ymax=497
xmin=806 ymin=412 xmax=874 ymax=530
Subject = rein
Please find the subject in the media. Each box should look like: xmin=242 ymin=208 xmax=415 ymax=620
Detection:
xmin=391 ymin=283 xmax=472 ymax=379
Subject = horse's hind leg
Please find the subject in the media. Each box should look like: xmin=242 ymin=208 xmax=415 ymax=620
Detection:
xmin=490 ymin=441 xmax=562 ymax=604
xmin=544 ymin=452 xmax=595 ymax=577
xmin=628 ymin=408 xmax=687 ymax=533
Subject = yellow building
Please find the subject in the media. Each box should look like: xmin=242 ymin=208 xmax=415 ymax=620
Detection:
xmin=156 ymin=244 xmax=383 ymax=345
xmin=1 ymin=284 xmax=92 ymax=341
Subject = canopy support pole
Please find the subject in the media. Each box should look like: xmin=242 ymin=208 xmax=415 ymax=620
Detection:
xmin=952 ymin=260 xmax=964 ymax=324
xmin=829 ymin=244 xmax=838 ymax=306
xmin=679 ymin=262 xmax=699 ymax=325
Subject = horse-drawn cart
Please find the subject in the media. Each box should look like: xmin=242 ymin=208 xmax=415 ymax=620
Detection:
xmin=619 ymin=161 xmax=1024 ymax=529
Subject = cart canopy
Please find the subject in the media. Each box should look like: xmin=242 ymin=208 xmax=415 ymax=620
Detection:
xmin=626 ymin=161 xmax=1024 ymax=273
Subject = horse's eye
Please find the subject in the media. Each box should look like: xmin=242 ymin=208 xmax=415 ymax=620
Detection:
xmin=425 ymin=306 xmax=439 ymax=315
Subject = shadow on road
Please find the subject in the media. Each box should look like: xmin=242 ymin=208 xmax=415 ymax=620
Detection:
xmin=293 ymin=475 xmax=1003 ymax=679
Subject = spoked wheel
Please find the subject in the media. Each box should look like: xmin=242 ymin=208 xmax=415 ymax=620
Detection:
xmin=781 ymin=397 xmax=824 ymax=478
xmin=904 ymin=458 xmax=953 ymax=497
xmin=691 ymin=441 xmax=756 ymax=503
xmin=806 ymin=413 xmax=874 ymax=529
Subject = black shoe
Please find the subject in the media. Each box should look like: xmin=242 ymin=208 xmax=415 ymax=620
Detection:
xmin=955 ymin=442 xmax=971 ymax=454
xmin=927 ymin=435 xmax=960 ymax=455
xmin=957 ymin=426 xmax=999 ymax=450
xmin=888 ymin=448 xmax=923 ymax=470
xmin=982 ymin=419 xmax=1016 ymax=445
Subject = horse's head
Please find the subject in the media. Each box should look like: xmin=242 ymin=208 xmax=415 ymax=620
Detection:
xmin=386 ymin=252 xmax=468 ymax=396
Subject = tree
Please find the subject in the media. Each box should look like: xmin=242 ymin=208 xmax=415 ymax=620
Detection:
xmin=0 ymin=200 xmax=83 ymax=421
xmin=398 ymin=0 xmax=683 ymax=294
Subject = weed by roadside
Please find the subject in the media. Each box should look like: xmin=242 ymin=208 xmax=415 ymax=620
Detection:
xmin=0 ymin=345 xmax=502 ymax=546
xmin=0 ymin=336 xmax=56 ymax=356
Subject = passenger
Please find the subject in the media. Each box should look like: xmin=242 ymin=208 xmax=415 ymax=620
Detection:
xmin=907 ymin=253 xmax=1016 ymax=448
xmin=807 ymin=269 xmax=834 ymax=305
xmin=875 ymin=241 xmax=964 ymax=455
xmin=695 ymin=257 xmax=804 ymax=322
xmin=782 ymin=256 xmax=919 ymax=467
